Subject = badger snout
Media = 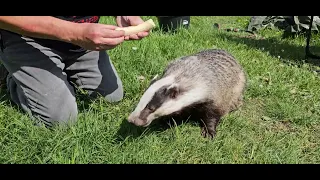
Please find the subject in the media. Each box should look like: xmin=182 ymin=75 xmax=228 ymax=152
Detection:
xmin=127 ymin=114 xmax=135 ymax=123
xmin=127 ymin=113 xmax=151 ymax=127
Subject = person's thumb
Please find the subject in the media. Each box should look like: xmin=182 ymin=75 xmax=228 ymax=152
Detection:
xmin=129 ymin=17 xmax=145 ymax=26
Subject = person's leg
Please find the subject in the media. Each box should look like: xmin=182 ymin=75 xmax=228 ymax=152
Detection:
xmin=0 ymin=30 xmax=78 ymax=127
xmin=0 ymin=62 xmax=8 ymax=89
xmin=64 ymin=50 xmax=124 ymax=102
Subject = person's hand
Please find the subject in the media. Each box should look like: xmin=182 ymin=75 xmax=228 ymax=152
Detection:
xmin=73 ymin=23 xmax=125 ymax=51
xmin=116 ymin=16 xmax=150 ymax=40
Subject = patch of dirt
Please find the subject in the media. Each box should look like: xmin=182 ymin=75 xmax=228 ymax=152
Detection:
xmin=239 ymin=97 xmax=266 ymax=118
xmin=269 ymin=119 xmax=296 ymax=133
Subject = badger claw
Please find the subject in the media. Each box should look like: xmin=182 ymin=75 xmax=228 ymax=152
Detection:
xmin=200 ymin=114 xmax=220 ymax=139
xmin=201 ymin=127 xmax=216 ymax=139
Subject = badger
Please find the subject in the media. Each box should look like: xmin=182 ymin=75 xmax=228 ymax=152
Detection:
xmin=128 ymin=49 xmax=247 ymax=139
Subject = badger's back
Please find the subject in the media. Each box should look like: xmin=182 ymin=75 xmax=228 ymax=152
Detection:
xmin=163 ymin=49 xmax=247 ymax=114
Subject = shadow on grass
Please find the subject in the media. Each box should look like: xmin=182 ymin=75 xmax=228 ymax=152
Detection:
xmin=75 ymin=92 xmax=97 ymax=113
xmin=216 ymin=32 xmax=320 ymax=67
xmin=0 ymin=88 xmax=25 ymax=114
xmin=113 ymin=114 xmax=200 ymax=143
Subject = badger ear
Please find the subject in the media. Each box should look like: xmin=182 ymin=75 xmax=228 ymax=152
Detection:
xmin=166 ymin=83 xmax=179 ymax=99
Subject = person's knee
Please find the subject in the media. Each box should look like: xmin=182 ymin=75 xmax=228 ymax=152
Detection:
xmin=45 ymin=98 xmax=78 ymax=126
xmin=104 ymin=82 xmax=124 ymax=102
xmin=12 ymin=80 xmax=79 ymax=127
xmin=24 ymin=85 xmax=79 ymax=127
xmin=32 ymin=95 xmax=78 ymax=127
xmin=89 ymin=78 xmax=124 ymax=103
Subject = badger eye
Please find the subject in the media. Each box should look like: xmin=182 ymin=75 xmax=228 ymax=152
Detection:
xmin=147 ymin=104 xmax=156 ymax=111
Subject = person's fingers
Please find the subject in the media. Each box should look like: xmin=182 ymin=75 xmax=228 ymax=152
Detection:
xmin=116 ymin=17 xmax=128 ymax=27
xmin=125 ymin=31 xmax=149 ymax=40
xmin=101 ymin=28 xmax=125 ymax=38
xmin=137 ymin=31 xmax=149 ymax=38
xmin=128 ymin=34 xmax=140 ymax=40
xmin=102 ymin=24 xmax=120 ymax=30
xmin=129 ymin=17 xmax=145 ymax=26
xmin=124 ymin=36 xmax=130 ymax=40
xmin=100 ymin=36 xmax=125 ymax=46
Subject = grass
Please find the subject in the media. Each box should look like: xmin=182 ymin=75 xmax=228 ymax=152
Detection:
xmin=1 ymin=16 xmax=320 ymax=164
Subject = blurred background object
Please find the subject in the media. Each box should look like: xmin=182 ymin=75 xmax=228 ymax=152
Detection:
xmin=156 ymin=16 xmax=190 ymax=32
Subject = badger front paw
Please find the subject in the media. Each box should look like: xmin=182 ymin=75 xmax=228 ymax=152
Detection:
xmin=201 ymin=126 xmax=216 ymax=139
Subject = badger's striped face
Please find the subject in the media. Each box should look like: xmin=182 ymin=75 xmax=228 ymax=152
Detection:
xmin=128 ymin=75 xmax=205 ymax=127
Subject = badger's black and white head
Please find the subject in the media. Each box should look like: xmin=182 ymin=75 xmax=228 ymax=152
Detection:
xmin=128 ymin=74 xmax=207 ymax=127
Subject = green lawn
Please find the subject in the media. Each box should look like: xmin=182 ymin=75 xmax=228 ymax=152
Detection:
xmin=1 ymin=16 xmax=320 ymax=164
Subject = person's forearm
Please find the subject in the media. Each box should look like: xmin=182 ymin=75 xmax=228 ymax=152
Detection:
xmin=0 ymin=16 xmax=82 ymax=43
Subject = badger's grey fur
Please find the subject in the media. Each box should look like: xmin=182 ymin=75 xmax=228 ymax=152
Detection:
xmin=128 ymin=49 xmax=247 ymax=138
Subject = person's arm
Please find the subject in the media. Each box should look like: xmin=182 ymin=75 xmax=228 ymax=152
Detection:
xmin=0 ymin=16 xmax=82 ymax=43
xmin=0 ymin=16 xmax=126 ymax=51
